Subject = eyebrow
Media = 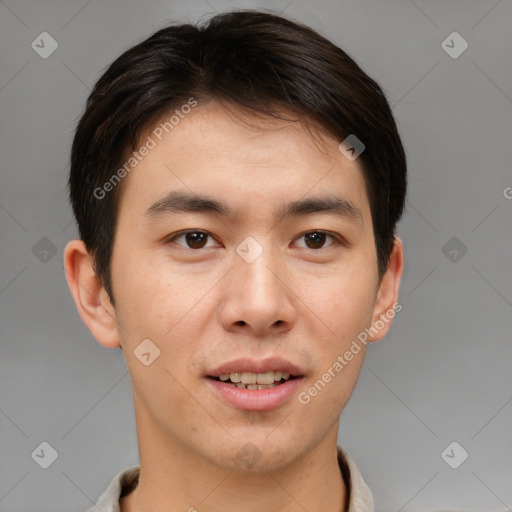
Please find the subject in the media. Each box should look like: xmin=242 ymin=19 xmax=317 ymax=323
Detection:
xmin=144 ymin=190 xmax=363 ymax=226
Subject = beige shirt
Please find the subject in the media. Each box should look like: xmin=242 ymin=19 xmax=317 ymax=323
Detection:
xmin=86 ymin=446 xmax=374 ymax=512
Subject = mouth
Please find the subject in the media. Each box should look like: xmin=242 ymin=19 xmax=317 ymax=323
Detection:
xmin=207 ymin=371 xmax=300 ymax=390
xmin=205 ymin=358 xmax=305 ymax=411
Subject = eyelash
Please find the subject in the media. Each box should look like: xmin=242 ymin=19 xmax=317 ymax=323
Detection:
xmin=165 ymin=229 xmax=346 ymax=250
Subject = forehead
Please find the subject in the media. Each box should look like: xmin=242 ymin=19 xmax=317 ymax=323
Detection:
xmin=116 ymin=101 xmax=371 ymax=225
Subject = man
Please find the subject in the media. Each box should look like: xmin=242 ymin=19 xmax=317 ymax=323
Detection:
xmin=64 ymin=9 xmax=406 ymax=512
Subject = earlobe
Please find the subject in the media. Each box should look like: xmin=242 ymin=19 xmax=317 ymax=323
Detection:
xmin=63 ymin=239 xmax=121 ymax=349
xmin=368 ymin=236 xmax=404 ymax=342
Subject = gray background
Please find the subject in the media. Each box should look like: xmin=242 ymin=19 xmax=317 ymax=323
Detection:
xmin=0 ymin=0 xmax=511 ymax=511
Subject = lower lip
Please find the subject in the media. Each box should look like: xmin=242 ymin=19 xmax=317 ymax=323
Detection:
xmin=206 ymin=377 xmax=303 ymax=411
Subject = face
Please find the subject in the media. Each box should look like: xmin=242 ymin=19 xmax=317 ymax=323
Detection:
xmin=86 ymin=100 xmax=400 ymax=472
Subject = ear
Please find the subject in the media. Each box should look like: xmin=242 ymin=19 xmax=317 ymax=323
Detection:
xmin=368 ymin=236 xmax=404 ymax=342
xmin=63 ymin=239 xmax=121 ymax=349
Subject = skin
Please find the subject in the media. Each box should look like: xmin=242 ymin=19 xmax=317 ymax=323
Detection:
xmin=64 ymin=100 xmax=403 ymax=512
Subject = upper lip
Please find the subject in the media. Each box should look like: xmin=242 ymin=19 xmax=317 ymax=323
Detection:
xmin=207 ymin=357 xmax=304 ymax=377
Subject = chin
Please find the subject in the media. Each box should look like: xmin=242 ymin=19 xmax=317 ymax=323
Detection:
xmin=207 ymin=436 xmax=300 ymax=474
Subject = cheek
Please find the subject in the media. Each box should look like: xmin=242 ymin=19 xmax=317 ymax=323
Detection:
xmin=112 ymin=250 xmax=190 ymax=332
xmin=306 ymin=264 xmax=376 ymax=337
xmin=113 ymin=257 xmax=210 ymax=381
xmin=297 ymin=265 xmax=375 ymax=408
xmin=296 ymin=342 xmax=366 ymax=441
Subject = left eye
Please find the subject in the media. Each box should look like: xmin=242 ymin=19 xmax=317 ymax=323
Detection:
xmin=167 ymin=230 xmax=340 ymax=250
xmin=294 ymin=231 xmax=338 ymax=250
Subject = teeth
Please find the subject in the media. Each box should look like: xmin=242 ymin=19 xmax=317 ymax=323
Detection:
xmin=239 ymin=371 xmax=292 ymax=384
xmin=256 ymin=372 xmax=274 ymax=385
xmin=240 ymin=373 xmax=257 ymax=384
xmin=234 ymin=383 xmax=277 ymax=389
xmin=216 ymin=371 xmax=294 ymax=387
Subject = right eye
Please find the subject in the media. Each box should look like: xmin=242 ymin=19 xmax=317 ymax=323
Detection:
xmin=165 ymin=230 xmax=219 ymax=250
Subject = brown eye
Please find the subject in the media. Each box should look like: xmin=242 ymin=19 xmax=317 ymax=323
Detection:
xmin=294 ymin=231 xmax=338 ymax=250
xmin=168 ymin=231 xmax=215 ymax=249
xmin=166 ymin=229 xmax=342 ymax=251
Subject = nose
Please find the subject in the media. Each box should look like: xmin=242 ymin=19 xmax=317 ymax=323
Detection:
xmin=219 ymin=242 xmax=297 ymax=337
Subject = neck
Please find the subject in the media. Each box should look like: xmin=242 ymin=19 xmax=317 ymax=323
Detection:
xmin=120 ymin=416 xmax=347 ymax=512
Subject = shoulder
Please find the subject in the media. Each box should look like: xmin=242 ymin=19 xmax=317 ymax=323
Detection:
xmin=84 ymin=466 xmax=139 ymax=512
